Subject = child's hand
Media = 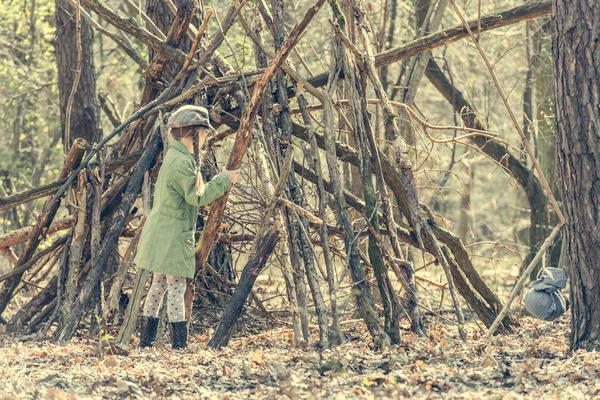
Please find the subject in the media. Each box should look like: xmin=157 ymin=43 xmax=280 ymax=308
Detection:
xmin=222 ymin=167 xmax=240 ymax=184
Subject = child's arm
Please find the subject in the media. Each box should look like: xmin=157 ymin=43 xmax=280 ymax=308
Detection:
xmin=170 ymin=158 xmax=233 ymax=207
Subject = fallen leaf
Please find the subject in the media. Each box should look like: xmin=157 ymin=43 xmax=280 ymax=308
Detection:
xmin=103 ymin=355 xmax=119 ymax=368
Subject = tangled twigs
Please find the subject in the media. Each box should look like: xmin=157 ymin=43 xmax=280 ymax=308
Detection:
xmin=188 ymin=0 xmax=328 ymax=319
xmin=207 ymin=129 xmax=296 ymax=349
xmin=54 ymin=130 xmax=162 ymax=342
xmin=351 ymin=4 xmax=467 ymax=341
xmin=0 ymin=139 xmax=87 ymax=319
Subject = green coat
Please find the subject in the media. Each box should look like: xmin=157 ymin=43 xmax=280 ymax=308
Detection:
xmin=134 ymin=139 xmax=232 ymax=278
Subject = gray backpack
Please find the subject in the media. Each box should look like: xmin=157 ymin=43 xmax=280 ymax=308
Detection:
xmin=523 ymin=267 xmax=567 ymax=321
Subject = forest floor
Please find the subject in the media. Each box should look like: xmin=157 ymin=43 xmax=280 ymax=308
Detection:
xmin=0 ymin=314 xmax=597 ymax=399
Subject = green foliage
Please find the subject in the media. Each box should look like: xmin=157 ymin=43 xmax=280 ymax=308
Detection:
xmin=0 ymin=0 xmax=61 ymax=194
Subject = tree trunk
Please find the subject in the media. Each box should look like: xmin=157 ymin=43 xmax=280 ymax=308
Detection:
xmin=552 ymin=0 xmax=600 ymax=351
xmin=379 ymin=0 xmax=397 ymax=93
xmin=118 ymin=0 xmax=196 ymax=154
xmin=55 ymin=0 xmax=102 ymax=147
xmin=143 ymin=0 xmax=195 ymax=103
xmin=456 ymin=161 xmax=473 ymax=244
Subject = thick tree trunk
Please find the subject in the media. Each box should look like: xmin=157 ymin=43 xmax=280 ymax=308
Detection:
xmin=142 ymin=0 xmax=195 ymax=105
xmin=55 ymin=0 xmax=102 ymax=147
xmin=552 ymin=0 xmax=600 ymax=351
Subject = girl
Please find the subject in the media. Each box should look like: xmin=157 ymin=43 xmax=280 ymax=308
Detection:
xmin=134 ymin=105 xmax=239 ymax=350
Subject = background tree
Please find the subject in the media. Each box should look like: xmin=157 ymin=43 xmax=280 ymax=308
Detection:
xmin=55 ymin=0 xmax=102 ymax=148
xmin=553 ymin=0 xmax=600 ymax=350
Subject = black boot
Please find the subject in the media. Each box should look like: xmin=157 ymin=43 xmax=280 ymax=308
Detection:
xmin=138 ymin=316 xmax=159 ymax=349
xmin=169 ymin=321 xmax=188 ymax=350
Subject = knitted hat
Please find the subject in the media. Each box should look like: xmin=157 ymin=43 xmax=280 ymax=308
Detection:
xmin=167 ymin=105 xmax=212 ymax=130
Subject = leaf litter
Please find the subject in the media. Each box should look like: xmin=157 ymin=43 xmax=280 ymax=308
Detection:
xmin=1 ymin=316 xmax=599 ymax=399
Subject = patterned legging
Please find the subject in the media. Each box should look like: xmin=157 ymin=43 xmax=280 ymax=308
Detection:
xmin=142 ymin=273 xmax=187 ymax=322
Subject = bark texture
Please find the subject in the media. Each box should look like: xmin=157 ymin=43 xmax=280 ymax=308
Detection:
xmin=55 ymin=0 xmax=102 ymax=146
xmin=552 ymin=0 xmax=600 ymax=350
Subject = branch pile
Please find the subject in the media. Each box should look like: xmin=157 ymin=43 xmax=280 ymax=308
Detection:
xmin=0 ymin=0 xmax=552 ymax=348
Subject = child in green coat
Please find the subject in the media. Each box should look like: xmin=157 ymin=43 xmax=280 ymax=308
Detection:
xmin=135 ymin=105 xmax=239 ymax=350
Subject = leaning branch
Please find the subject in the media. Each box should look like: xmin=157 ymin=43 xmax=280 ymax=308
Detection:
xmin=0 ymin=151 xmax=142 ymax=212
xmin=79 ymin=0 xmax=189 ymax=64
xmin=0 ymin=216 xmax=74 ymax=249
xmin=484 ymin=224 xmax=563 ymax=339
